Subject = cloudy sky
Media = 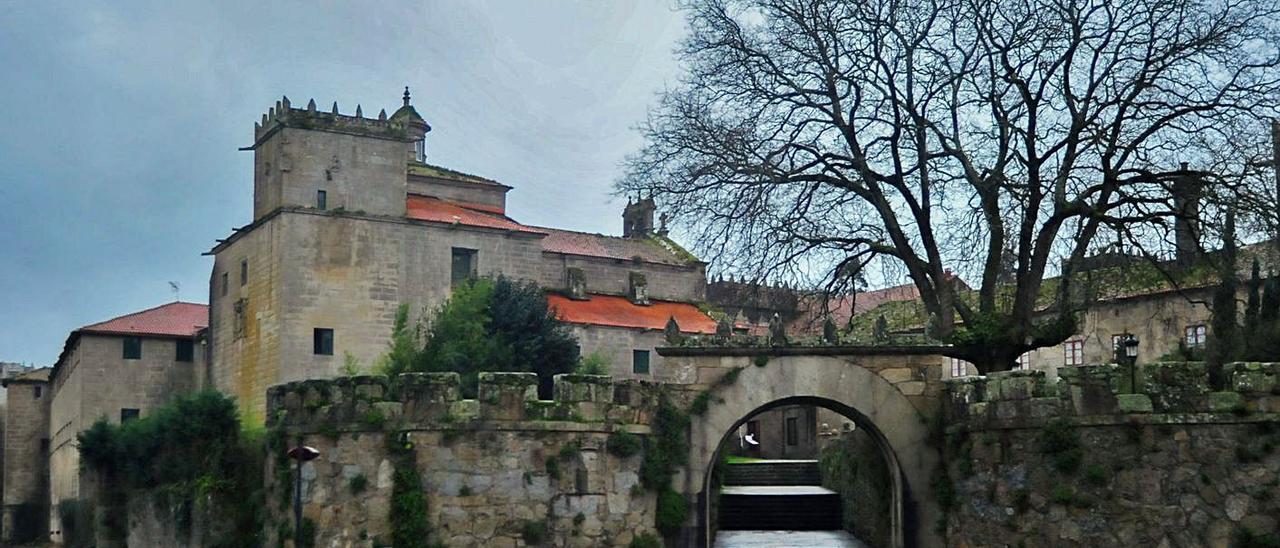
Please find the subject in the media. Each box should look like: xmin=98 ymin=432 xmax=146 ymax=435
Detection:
xmin=0 ymin=1 xmax=688 ymax=365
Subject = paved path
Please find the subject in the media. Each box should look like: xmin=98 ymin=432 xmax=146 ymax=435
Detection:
xmin=714 ymin=530 xmax=870 ymax=548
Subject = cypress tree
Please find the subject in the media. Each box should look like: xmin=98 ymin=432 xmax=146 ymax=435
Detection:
xmin=1206 ymin=211 xmax=1239 ymax=371
xmin=1245 ymin=258 xmax=1261 ymax=334
xmin=1263 ymin=270 xmax=1280 ymax=323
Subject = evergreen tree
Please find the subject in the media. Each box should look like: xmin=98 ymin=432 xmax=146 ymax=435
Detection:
xmin=1245 ymin=258 xmax=1261 ymax=334
xmin=1263 ymin=271 xmax=1280 ymax=324
xmin=1206 ymin=211 xmax=1239 ymax=372
xmin=419 ymin=279 xmax=509 ymax=397
xmin=487 ymin=277 xmax=580 ymax=399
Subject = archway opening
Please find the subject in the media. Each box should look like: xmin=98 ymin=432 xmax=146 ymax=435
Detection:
xmin=703 ymin=396 xmax=904 ymax=548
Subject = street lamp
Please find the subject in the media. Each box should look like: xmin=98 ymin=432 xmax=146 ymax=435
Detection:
xmin=1118 ymin=333 xmax=1140 ymax=392
xmin=288 ymin=441 xmax=320 ymax=546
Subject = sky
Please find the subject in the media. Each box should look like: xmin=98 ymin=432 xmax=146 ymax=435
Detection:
xmin=0 ymin=1 xmax=689 ymax=366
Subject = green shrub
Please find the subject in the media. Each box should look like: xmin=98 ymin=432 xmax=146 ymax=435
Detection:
xmin=390 ymin=456 xmax=432 ymax=548
xmin=521 ymin=520 xmax=548 ymax=545
xmin=546 ymin=456 xmax=561 ymax=480
xmin=655 ymin=488 xmax=688 ymax=533
xmin=689 ymin=391 xmax=712 ymax=415
xmin=575 ymin=352 xmax=610 ymax=375
xmin=630 ymin=532 xmax=662 ymax=548
xmin=362 ymin=408 xmax=387 ymax=429
xmin=1083 ymin=464 xmax=1108 ymax=487
xmin=607 ymin=430 xmax=643 ymax=458
xmin=1050 ymin=484 xmax=1075 ymax=505
xmin=640 ymin=394 xmax=689 ymax=491
xmin=753 ymin=354 xmax=770 ymax=367
xmin=1037 ymin=419 xmax=1082 ymax=474
xmin=1234 ymin=527 xmax=1280 ymax=548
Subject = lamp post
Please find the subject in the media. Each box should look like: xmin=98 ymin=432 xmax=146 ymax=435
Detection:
xmin=287 ymin=441 xmax=320 ymax=546
xmin=1121 ymin=333 xmax=1140 ymax=392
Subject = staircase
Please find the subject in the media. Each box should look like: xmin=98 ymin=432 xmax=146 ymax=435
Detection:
xmin=719 ymin=460 xmax=842 ymax=531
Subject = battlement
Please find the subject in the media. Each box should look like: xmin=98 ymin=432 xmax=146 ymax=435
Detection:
xmin=266 ymin=372 xmax=660 ymax=433
xmin=251 ymin=95 xmax=425 ymax=147
xmin=945 ymin=361 xmax=1280 ymax=428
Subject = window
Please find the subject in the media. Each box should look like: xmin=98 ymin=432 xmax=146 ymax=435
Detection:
xmin=1015 ymin=352 xmax=1032 ymax=371
xmin=786 ymin=417 xmax=799 ymax=446
xmin=451 ymin=248 xmax=477 ymax=287
xmin=632 ymin=350 xmax=650 ymax=375
xmin=33 ymin=386 xmax=42 ymax=399
xmin=1185 ymin=325 xmax=1207 ymax=348
xmin=949 ymin=357 xmax=971 ymax=378
xmin=313 ymin=328 xmax=334 ymax=356
xmin=1064 ymin=340 xmax=1084 ymax=366
xmin=221 ymin=272 xmax=228 ymax=296
xmin=123 ymin=337 xmax=142 ymax=360
xmin=316 ymin=190 xmax=327 ymax=210
xmin=120 ymin=408 xmax=140 ymax=422
xmin=175 ymin=339 xmax=194 ymax=362
xmin=240 ymin=259 xmax=248 ymax=286
xmin=415 ymin=139 xmax=426 ymax=162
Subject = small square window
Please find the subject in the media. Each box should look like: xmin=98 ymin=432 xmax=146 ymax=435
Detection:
xmin=632 ymin=350 xmax=650 ymax=375
xmin=175 ymin=340 xmax=194 ymax=362
xmin=1185 ymin=325 xmax=1207 ymax=348
xmin=317 ymin=190 xmax=327 ymax=210
xmin=313 ymin=328 xmax=334 ymax=356
xmin=1015 ymin=352 xmax=1032 ymax=371
xmin=240 ymin=259 xmax=248 ymax=286
xmin=33 ymin=386 xmax=42 ymax=399
xmin=123 ymin=337 xmax=142 ymax=360
xmin=121 ymin=408 xmax=140 ymax=422
xmin=949 ymin=357 xmax=971 ymax=378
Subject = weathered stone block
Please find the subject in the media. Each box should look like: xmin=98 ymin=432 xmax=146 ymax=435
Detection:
xmin=478 ymin=372 xmax=538 ymax=420
xmin=553 ymin=374 xmax=614 ymax=404
xmin=1061 ymin=365 xmax=1121 ymax=415
xmin=1028 ymin=397 xmax=1063 ymax=419
xmin=944 ymin=377 xmax=987 ymax=420
xmin=988 ymin=370 xmax=1046 ymax=400
xmin=1225 ymin=362 xmax=1276 ymax=395
xmin=1206 ymin=391 xmax=1244 ymax=413
xmin=1137 ymin=362 xmax=1209 ymax=412
xmin=1116 ymin=394 xmax=1153 ymax=414
xmin=398 ymin=372 xmax=461 ymax=421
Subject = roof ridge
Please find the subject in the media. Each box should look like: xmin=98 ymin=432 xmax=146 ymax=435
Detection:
xmin=79 ymin=301 xmax=208 ymax=331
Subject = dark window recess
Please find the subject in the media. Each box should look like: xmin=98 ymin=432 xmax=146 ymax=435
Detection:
xmin=313 ymin=328 xmax=334 ymax=356
xmin=121 ymin=408 xmax=140 ymax=422
xmin=40 ymin=438 xmax=50 ymax=454
xmin=221 ymin=272 xmax=228 ymax=296
xmin=786 ymin=417 xmax=799 ymax=446
xmin=632 ymin=350 xmax=650 ymax=375
xmin=451 ymin=248 xmax=478 ymax=287
xmin=317 ymin=190 xmax=327 ymax=209
xmin=176 ymin=339 xmax=195 ymax=362
xmin=240 ymin=259 xmax=248 ymax=286
xmin=34 ymin=386 xmax=42 ymax=399
xmin=123 ymin=337 xmax=142 ymax=360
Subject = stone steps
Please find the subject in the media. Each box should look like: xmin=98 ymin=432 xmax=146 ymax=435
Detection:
xmin=722 ymin=460 xmax=822 ymax=486
xmin=719 ymin=461 xmax=841 ymax=531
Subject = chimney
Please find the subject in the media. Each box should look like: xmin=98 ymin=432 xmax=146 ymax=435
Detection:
xmin=622 ymin=196 xmax=657 ymax=238
xmin=1172 ymin=163 xmax=1203 ymax=265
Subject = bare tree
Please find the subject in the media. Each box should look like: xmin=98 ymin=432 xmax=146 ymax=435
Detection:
xmin=621 ymin=0 xmax=1280 ymax=372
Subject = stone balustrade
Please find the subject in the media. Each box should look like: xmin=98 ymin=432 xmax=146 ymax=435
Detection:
xmin=945 ymin=361 xmax=1280 ymax=427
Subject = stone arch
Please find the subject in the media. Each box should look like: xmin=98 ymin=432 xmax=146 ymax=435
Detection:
xmin=680 ymin=355 xmax=941 ymax=548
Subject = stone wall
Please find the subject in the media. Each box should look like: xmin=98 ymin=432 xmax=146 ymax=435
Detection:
xmin=265 ymin=372 xmax=660 ymax=547
xmin=819 ymin=428 xmax=892 ymax=548
xmin=942 ymin=362 xmax=1280 ymax=547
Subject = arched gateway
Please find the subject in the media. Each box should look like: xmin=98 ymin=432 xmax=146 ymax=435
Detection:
xmin=659 ymin=348 xmax=947 ymax=548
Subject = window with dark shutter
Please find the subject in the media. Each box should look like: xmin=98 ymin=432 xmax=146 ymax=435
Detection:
xmin=451 ymin=248 xmax=478 ymax=287
xmin=121 ymin=408 xmax=140 ymax=422
xmin=314 ymin=328 xmax=334 ymax=356
xmin=176 ymin=340 xmax=194 ymax=362
xmin=240 ymin=259 xmax=248 ymax=286
xmin=317 ymin=190 xmax=327 ymax=210
xmin=632 ymin=350 xmax=650 ymax=374
xmin=123 ymin=337 xmax=142 ymax=360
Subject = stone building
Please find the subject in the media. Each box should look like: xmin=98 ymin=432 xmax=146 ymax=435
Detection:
xmin=207 ymin=92 xmax=713 ymax=423
xmin=44 ymin=302 xmax=208 ymax=541
xmin=1 ymin=367 xmax=50 ymax=544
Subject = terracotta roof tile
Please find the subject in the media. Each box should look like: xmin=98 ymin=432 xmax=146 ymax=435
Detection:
xmin=406 ymin=195 xmax=544 ymax=234
xmin=79 ymin=302 xmax=208 ymax=338
xmin=537 ymin=227 xmax=694 ymax=266
xmin=548 ymin=293 xmax=717 ymax=334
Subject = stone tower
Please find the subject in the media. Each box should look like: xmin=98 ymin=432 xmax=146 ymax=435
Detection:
xmin=246 ymin=91 xmax=430 ymax=221
xmin=622 ymin=196 xmax=657 ymax=238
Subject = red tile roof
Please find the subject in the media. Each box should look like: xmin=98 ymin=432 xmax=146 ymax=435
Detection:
xmin=537 ymin=227 xmax=694 ymax=266
xmin=406 ymin=195 xmax=544 ymax=234
xmin=548 ymin=293 xmax=717 ymax=334
xmin=79 ymin=302 xmax=208 ymax=338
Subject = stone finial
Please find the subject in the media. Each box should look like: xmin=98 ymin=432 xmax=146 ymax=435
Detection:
xmin=664 ymin=316 xmax=683 ymax=344
xmin=261 ymin=113 xmax=268 ymax=125
xmin=282 ymin=96 xmax=290 ymax=109
xmin=768 ymin=313 xmax=788 ymax=346
xmin=716 ymin=317 xmax=732 ymax=338
xmin=355 ymin=104 xmax=363 ymax=118
xmin=403 ymin=86 xmax=411 ymax=106
xmin=873 ymin=314 xmax=889 ymax=343
xmin=378 ymin=109 xmax=387 ymax=121
xmin=823 ymin=316 xmax=839 ymax=344
xmin=307 ymin=98 xmax=316 ymax=112
xmin=268 ymin=106 xmax=275 ymax=119
xmin=331 ymin=101 xmax=339 ymax=114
